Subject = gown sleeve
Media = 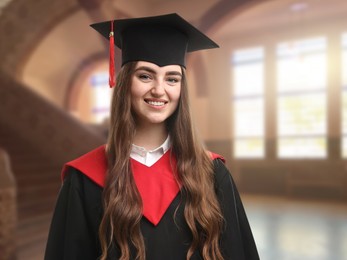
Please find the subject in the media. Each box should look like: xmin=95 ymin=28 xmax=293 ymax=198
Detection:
xmin=44 ymin=168 xmax=103 ymax=260
xmin=213 ymin=159 xmax=260 ymax=260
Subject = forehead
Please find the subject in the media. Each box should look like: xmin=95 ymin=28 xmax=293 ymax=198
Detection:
xmin=135 ymin=61 xmax=182 ymax=74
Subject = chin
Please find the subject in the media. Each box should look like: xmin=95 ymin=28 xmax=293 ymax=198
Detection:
xmin=143 ymin=115 xmax=170 ymax=124
xmin=147 ymin=118 xmax=167 ymax=124
xmin=138 ymin=112 xmax=174 ymax=126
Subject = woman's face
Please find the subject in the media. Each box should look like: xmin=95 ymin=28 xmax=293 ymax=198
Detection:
xmin=130 ymin=61 xmax=182 ymax=127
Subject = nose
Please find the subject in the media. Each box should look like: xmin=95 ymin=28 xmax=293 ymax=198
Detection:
xmin=150 ymin=79 xmax=165 ymax=97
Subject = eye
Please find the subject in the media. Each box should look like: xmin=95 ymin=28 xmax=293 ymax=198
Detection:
xmin=138 ymin=73 xmax=152 ymax=82
xmin=166 ymin=77 xmax=181 ymax=85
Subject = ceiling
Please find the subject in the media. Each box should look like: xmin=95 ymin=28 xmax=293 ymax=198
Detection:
xmin=19 ymin=0 xmax=347 ymax=107
xmin=214 ymin=0 xmax=347 ymax=40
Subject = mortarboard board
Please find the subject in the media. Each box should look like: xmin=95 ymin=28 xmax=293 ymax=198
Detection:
xmin=90 ymin=13 xmax=219 ymax=87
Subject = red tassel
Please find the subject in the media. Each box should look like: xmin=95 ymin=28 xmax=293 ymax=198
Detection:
xmin=109 ymin=20 xmax=116 ymax=88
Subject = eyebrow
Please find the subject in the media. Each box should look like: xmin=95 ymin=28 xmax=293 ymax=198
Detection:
xmin=135 ymin=66 xmax=182 ymax=77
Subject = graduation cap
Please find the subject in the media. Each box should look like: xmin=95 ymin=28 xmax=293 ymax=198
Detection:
xmin=90 ymin=13 xmax=219 ymax=87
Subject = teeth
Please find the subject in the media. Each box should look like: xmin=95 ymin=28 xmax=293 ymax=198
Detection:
xmin=148 ymin=101 xmax=165 ymax=106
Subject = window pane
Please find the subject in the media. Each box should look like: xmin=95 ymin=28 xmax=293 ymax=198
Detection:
xmin=233 ymin=47 xmax=264 ymax=64
xmin=232 ymin=47 xmax=265 ymax=158
xmin=234 ymin=139 xmax=264 ymax=158
xmin=342 ymin=33 xmax=347 ymax=86
xmin=234 ymin=98 xmax=264 ymax=137
xmin=342 ymin=92 xmax=347 ymax=133
xmin=90 ymin=72 xmax=112 ymax=123
xmin=278 ymin=93 xmax=326 ymax=136
xmin=277 ymin=53 xmax=326 ymax=92
xmin=277 ymin=37 xmax=327 ymax=158
xmin=342 ymin=137 xmax=347 ymax=158
xmin=278 ymin=137 xmax=326 ymax=158
xmin=233 ymin=47 xmax=264 ymax=97
xmin=278 ymin=37 xmax=326 ymax=57
xmin=342 ymin=33 xmax=347 ymax=157
xmin=233 ymin=63 xmax=264 ymax=96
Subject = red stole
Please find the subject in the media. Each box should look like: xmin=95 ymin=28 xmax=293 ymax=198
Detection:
xmin=131 ymin=150 xmax=179 ymax=225
xmin=62 ymin=145 xmax=224 ymax=226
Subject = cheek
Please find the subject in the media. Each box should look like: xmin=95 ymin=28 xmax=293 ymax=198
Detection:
xmin=130 ymin=83 xmax=143 ymax=101
xmin=130 ymin=89 xmax=141 ymax=112
xmin=169 ymin=87 xmax=181 ymax=103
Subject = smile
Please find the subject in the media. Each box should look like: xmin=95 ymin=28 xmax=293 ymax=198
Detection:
xmin=145 ymin=99 xmax=167 ymax=106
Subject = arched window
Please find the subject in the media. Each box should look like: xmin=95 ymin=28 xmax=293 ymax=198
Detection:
xmin=68 ymin=58 xmax=113 ymax=124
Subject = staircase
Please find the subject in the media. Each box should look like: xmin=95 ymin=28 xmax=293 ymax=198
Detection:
xmin=0 ymin=122 xmax=61 ymax=259
xmin=0 ymin=71 xmax=106 ymax=259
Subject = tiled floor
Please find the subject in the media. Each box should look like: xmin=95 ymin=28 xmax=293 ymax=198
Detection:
xmin=243 ymin=195 xmax=347 ymax=260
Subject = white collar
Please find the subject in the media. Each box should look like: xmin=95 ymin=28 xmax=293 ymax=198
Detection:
xmin=130 ymin=135 xmax=171 ymax=166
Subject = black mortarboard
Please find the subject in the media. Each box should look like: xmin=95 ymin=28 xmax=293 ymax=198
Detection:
xmin=90 ymin=13 xmax=219 ymax=68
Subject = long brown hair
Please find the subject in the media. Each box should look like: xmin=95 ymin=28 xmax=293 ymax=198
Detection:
xmin=99 ymin=62 xmax=224 ymax=260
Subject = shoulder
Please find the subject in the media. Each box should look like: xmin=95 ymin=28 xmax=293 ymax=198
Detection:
xmin=207 ymin=150 xmax=229 ymax=180
xmin=207 ymin=151 xmax=225 ymax=163
xmin=61 ymin=145 xmax=107 ymax=188
xmin=62 ymin=167 xmax=90 ymax=190
xmin=63 ymin=166 xmax=103 ymax=196
xmin=207 ymin=151 xmax=236 ymax=191
xmin=212 ymin=157 xmax=231 ymax=185
xmin=210 ymin=156 xmax=240 ymax=209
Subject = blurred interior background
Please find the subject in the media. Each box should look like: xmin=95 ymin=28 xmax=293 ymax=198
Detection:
xmin=0 ymin=0 xmax=346 ymax=259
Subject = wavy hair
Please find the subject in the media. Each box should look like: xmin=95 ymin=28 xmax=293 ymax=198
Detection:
xmin=99 ymin=62 xmax=224 ymax=260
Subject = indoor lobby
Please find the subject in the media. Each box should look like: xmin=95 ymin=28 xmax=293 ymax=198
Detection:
xmin=0 ymin=0 xmax=347 ymax=259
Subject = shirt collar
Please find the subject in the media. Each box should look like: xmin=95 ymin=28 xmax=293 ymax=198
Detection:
xmin=131 ymin=135 xmax=171 ymax=158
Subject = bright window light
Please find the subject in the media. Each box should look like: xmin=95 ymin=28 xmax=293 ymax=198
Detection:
xmin=232 ymin=47 xmax=265 ymax=158
xmin=277 ymin=37 xmax=327 ymax=158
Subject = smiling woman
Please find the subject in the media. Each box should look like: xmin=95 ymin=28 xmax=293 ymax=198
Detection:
xmin=130 ymin=62 xmax=182 ymax=134
xmin=44 ymin=13 xmax=259 ymax=260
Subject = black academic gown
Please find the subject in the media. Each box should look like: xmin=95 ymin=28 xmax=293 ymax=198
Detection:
xmin=44 ymin=159 xmax=259 ymax=260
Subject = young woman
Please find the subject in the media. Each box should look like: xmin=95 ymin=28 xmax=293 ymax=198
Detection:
xmin=45 ymin=14 xmax=259 ymax=260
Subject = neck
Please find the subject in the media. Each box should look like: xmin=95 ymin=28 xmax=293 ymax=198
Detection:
xmin=133 ymin=123 xmax=168 ymax=150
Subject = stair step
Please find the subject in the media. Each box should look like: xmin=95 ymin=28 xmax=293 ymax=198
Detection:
xmin=17 ymin=213 xmax=52 ymax=260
